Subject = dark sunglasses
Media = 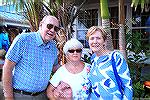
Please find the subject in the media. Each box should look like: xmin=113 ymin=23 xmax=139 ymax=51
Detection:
xmin=68 ymin=49 xmax=82 ymax=53
xmin=47 ymin=24 xmax=60 ymax=32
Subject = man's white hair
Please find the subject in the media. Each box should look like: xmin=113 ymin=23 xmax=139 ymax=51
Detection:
xmin=63 ymin=38 xmax=83 ymax=54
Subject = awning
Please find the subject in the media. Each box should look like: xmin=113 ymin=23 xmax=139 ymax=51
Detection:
xmin=0 ymin=11 xmax=30 ymax=28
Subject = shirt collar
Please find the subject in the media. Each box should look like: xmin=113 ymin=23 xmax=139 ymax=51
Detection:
xmin=36 ymin=31 xmax=43 ymax=46
xmin=36 ymin=31 xmax=56 ymax=49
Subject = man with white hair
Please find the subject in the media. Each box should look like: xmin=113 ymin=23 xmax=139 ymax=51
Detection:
xmin=2 ymin=15 xmax=60 ymax=100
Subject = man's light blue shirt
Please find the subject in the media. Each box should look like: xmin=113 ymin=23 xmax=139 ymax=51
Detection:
xmin=6 ymin=31 xmax=58 ymax=92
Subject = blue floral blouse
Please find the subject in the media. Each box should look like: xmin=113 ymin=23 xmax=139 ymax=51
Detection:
xmin=89 ymin=51 xmax=133 ymax=100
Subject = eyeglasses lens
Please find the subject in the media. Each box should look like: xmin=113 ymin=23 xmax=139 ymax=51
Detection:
xmin=68 ymin=49 xmax=82 ymax=53
xmin=47 ymin=24 xmax=60 ymax=32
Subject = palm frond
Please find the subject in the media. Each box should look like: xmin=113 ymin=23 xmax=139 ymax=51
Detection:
xmin=131 ymin=0 xmax=150 ymax=12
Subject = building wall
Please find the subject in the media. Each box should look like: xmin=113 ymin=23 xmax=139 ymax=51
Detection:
xmin=73 ymin=0 xmax=150 ymax=64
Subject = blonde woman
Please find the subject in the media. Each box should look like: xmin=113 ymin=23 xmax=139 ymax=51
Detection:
xmin=86 ymin=26 xmax=133 ymax=100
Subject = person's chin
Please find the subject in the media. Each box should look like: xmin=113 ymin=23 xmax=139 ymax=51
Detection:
xmin=47 ymin=36 xmax=54 ymax=40
xmin=91 ymin=47 xmax=97 ymax=51
xmin=43 ymin=38 xmax=53 ymax=43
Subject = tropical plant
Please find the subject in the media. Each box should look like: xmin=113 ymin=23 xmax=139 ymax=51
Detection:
xmin=127 ymin=31 xmax=149 ymax=77
xmin=2 ymin=0 xmax=50 ymax=31
xmin=81 ymin=53 xmax=92 ymax=64
xmin=131 ymin=0 xmax=150 ymax=12
xmin=132 ymin=81 xmax=145 ymax=98
xmin=129 ymin=1 xmax=150 ymax=98
xmin=2 ymin=0 xmax=88 ymax=64
xmin=126 ymin=30 xmax=150 ymax=98
xmin=55 ymin=0 xmax=87 ymax=39
xmin=45 ymin=0 xmax=87 ymax=64
xmin=100 ymin=0 xmax=113 ymax=51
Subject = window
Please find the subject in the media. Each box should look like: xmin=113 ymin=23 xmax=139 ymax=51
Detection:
xmin=109 ymin=6 xmax=127 ymax=49
xmin=109 ymin=7 xmax=119 ymax=49
xmin=132 ymin=5 xmax=150 ymax=51
xmin=77 ymin=9 xmax=98 ymax=48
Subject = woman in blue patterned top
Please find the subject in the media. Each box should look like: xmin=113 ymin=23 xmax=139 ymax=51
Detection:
xmin=86 ymin=26 xmax=133 ymax=100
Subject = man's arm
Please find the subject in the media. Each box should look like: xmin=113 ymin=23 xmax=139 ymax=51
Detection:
xmin=52 ymin=56 xmax=60 ymax=73
xmin=2 ymin=59 xmax=16 ymax=100
xmin=52 ymin=64 xmax=60 ymax=73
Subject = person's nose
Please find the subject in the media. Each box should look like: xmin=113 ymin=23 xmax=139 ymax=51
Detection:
xmin=73 ymin=51 xmax=77 ymax=54
xmin=93 ymin=38 xmax=97 ymax=43
xmin=50 ymin=26 xmax=55 ymax=32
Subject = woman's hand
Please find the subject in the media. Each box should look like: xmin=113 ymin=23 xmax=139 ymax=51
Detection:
xmin=54 ymin=81 xmax=72 ymax=100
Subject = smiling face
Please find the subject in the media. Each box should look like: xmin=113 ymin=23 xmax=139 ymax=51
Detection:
xmin=88 ymin=30 xmax=106 ymax=53
xmin=86 ymin=26 xmax=107 ymax=54
xmin=39 ymin=16 xmax=59 ymax=43
xmin=66 ymin=48 xmax=82 ymax=62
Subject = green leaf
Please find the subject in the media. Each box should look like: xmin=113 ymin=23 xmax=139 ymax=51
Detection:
xmin=100 ymin=0 xmax=110 ymax=19
xmin=140 ymin=0 xmax=145 ymax=12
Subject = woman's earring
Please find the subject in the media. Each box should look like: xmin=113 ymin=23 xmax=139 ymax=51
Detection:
xmin=103 ymin=44 xmax=105 ymax=47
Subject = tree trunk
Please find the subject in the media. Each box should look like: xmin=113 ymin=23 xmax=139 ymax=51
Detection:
xmin=102 ymin=19 xmax=113 ymax=51
xmin=119 ymin=0 xmax=127 ymax=59
xmin=100 ymin=0 xmax=114 ymax=51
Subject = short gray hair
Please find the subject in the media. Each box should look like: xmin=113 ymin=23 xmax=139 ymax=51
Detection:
xmin=63 ymin=38 xmax=83 ymax=54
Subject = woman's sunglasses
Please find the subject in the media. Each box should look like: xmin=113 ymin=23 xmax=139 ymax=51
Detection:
xmin=47 ymin=24 xmax=60 ymax=32
xmin=68 ymin=49 xmax=82 ymax=53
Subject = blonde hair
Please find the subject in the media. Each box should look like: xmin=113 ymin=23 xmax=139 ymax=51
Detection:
xmin=86 ymin=26 xmax=107 ymax=41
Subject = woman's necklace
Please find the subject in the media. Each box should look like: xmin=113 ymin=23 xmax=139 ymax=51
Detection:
xmin=65 ymin=62 xmax=84 ymax=74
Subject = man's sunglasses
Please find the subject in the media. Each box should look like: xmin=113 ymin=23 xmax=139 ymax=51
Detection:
xmin=68 ymin=49 xmax=82 ymax=53
xmin=47 ymin=24 xmax=60 ymax=32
